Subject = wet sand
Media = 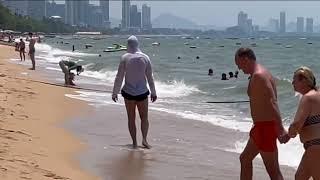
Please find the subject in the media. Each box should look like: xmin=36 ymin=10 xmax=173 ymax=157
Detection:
xmin=0 ymin=44 xmax=97 ymax=179
xmin=68 ymin=104 xmax=296 ymax=180
xmin=0 ymin=42 xmax=297 ymax=180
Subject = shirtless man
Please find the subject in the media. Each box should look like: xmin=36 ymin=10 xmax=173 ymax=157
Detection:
xmin=234 ymin=48 xmax=289 ymax=180
xmin=19 ymin=38 xmax=25 ymax=61
xmin=28 ymin=32 xmax=36 ymax=70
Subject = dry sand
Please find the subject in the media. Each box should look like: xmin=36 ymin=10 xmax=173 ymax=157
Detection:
xmin=0 ymin=44 xmax=97 ymax=180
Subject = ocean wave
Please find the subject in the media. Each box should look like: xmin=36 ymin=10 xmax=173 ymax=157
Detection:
xmin=79 ymin=68 xmax=202 ymax=98
xmin=36 ymin=43 xmax=98 ymax=63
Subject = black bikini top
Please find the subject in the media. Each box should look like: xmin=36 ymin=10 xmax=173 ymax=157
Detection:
xmin=304 ymin=114 xmax=320 ymax=127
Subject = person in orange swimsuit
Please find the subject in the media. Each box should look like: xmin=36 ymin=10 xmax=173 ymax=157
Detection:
xmin=234 ymin=47 xmax=290 ymax=180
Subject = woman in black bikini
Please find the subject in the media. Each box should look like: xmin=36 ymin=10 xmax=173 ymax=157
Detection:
xmin=289 ymin=66 xmax=320 ymax=179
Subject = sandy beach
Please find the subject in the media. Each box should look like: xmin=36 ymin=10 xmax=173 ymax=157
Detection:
xmin=0 ymin=44 xmax=97 ymax=179
xmin=0 ymin=42 xmax=297 ymax=180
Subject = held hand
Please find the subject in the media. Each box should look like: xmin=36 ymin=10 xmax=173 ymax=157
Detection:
xmin=288 ymin=125 xmax=298 ymax=138
xmin=151 ymin=95 xmax=157 ymax=102
xmin=278 ymin=129 xmax=290 ymax=144
xmin=112 ymin=94 xmax=118 ymax=102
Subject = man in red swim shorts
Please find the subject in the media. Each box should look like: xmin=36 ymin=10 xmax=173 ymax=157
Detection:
xmin=235 ymin=48 xmax=290 ymax=180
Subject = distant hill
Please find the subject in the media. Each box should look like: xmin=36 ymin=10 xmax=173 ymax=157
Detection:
xmin=152 ymin=13 xmax=199 ymax=29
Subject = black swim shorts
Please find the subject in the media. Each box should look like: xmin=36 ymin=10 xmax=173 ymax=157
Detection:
xmin=121 ymin=90 xmax=149 ymax=101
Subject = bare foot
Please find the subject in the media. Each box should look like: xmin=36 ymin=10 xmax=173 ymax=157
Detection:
xmin=142 ymin=140 xmax=152 ymax=149
xmin=132 ymin=143 xmax=138 ymax=149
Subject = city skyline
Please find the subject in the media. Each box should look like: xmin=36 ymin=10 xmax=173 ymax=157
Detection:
xmin=50 ymin=1 xmax=320 ymax=28
xmin=108 ymin=1 xmax=320 ymax=28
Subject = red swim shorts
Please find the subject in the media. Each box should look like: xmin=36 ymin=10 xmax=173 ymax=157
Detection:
xmin=250 ymin=121 xmax=279 ymax=152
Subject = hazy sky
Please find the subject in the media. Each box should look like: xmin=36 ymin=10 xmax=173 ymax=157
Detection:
xmin=66 ymin=1 xmax=320 ymax=27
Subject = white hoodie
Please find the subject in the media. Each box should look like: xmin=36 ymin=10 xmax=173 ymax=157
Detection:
xmin=112 ymin=35 xmax=157 ymax=97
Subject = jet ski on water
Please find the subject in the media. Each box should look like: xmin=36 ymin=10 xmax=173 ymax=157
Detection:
xmin=103 ymin=44 xmax=127 ymax=52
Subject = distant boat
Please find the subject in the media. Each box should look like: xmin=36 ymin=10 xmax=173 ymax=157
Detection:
xmin=184 ymin=42 xmax=190 ymax=45
xmin=236 ymin=42 xmax=241 ymax=45
xmin=299 ymin=37 xmax=307 ymax=40
xmin=103 ymin=44 xmax=127 ymax=52
xmin=103 ymin=48 xmax=127 ymax=52
xmin=285 ymin=45 xmax=293 ymax=48
xmin=275 ymin=42 xmax=282 ymax=45
xmin=218 ymin=45 xmax=224 ymax=47
xmin=44 ymin=33 xmax=56 ymax=38
xmin=85 ymin=44 xmax=93 ymax=48
xmin=152 ymin=42 xmax=160 ymax=46
xmin=75 ymin=32 xmax=102 ymax=35
xmin=185 ymin=37 xmax=194 ymax=40
xmin=251 ymin=43 xmax=257 ymax=47
xmin=189 ymin=46 xmax=197 ymax=48
xmin=307 ymin=42 xmax=313 ymax=44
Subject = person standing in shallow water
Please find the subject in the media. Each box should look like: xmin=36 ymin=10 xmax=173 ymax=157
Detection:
xmin=112 ymin=35 xmax=157 ymax=149
xmin=234 ymin=47 xmax=289 ymax=180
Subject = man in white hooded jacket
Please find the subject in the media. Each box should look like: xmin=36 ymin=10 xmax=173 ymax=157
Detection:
xmin=112 ymin=35 xmax=157 ymax=149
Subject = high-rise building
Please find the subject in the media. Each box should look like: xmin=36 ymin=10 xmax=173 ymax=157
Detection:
xmin=65 ymin=0 xmax=74 ymax=25
xmin=306 ymin=18 xmax=313 ymax=33
xmin=100 ymin=0 xmax=110 ymax=28
xmin=280 ymin=11 xmax=286 ymax=33
xmin=122 ymin=0 xmax=130 ymax=29
xmin=238 ymin=11 xmax=248 ymax=29
xmin=246 ymin=19 xmax=253 ymax=34
xmin=142 ymin=4 xmax=151 ymax=30
xmin=130 ymin=5 xmax=138 ymax=27
xmin=65 ymin=0 xmax=89 ymax=26
xmin=78 ymin=0 xmax=89 ymax=26
xmin=269 ymin=18 xmax=279 ymax=32
xmin=297 ymin=17 xmax=304 ymax=33
xmin=27 ymin=0 xmax=46 ymax=20
xmin=87 ymin=5 xmax=103 ymax=28
xmin=47 ymin=1 xmax=65 ymax=19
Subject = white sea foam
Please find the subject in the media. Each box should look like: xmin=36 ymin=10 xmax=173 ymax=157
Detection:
xmin=226 ymin=137 xmax=304 ymax=168
xmin=65 ymin=90 xmax=303 ymax=168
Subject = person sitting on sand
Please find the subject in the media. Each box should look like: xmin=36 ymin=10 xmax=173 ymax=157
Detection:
xmin=58 ymin=60 xmax=83 ymax=86
xmin=288 ymin=66 xmax=320 ymax=179
xmin=112 ymin=35 xmax=157 ymax=149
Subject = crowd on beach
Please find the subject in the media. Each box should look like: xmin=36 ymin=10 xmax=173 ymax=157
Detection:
xmin=1 ymin=32 xmax=84 ymax=86
xmin=2 ymin=32 xmax=320 ymax=179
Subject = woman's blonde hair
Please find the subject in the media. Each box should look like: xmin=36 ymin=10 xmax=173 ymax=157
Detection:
xmin=294 ymin=66 xmax=317 ymax=90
